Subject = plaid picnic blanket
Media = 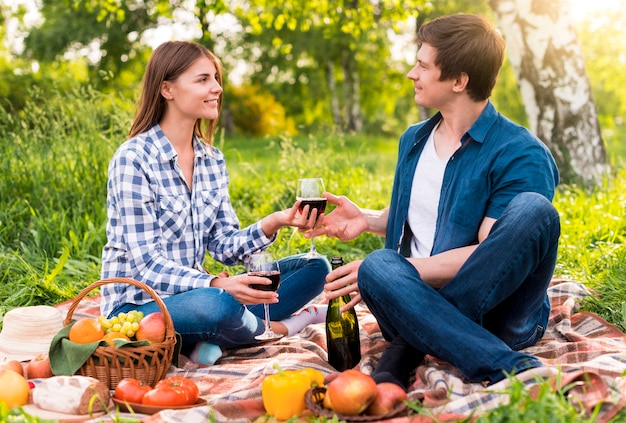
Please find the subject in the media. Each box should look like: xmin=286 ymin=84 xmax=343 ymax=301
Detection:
xmin=58 ymin=278 xmax=626 ymax=422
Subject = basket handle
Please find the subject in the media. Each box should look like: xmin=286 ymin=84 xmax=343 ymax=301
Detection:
xmin=63 ymin=277 xmax=176 ymax=343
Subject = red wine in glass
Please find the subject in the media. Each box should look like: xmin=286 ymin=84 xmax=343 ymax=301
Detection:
xmin=249 ymin=271 xmax=281 ymax=291
xmin=297 ymin=198 xmax=327 ymax=219
xmin=296 ymin=178 xmax=325 ymax=257
xmin=248 ymin=252 xmax=283 ymax=341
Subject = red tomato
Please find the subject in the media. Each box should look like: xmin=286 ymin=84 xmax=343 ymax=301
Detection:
xmin=113 ymin=378 xmax=151 ymax=404
xmin=142 ymin=376 xmax=199 ymax=406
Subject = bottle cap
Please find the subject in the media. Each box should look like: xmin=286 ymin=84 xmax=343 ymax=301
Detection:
xmin=330 ymin=256 xmax=343 ymax=267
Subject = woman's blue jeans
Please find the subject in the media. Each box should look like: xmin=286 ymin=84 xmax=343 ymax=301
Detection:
xmin=359 ymin=192 xmax=560 ymax=384
xmin=111 ymin=254 xmax=330 ymax=354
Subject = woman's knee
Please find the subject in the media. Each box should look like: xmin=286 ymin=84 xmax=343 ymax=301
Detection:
xmin=167 ymin=289 xmax=244 ymax=329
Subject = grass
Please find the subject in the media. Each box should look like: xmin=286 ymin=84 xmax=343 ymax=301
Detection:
xmin=2 ymin=88 xmax=626 ymax=421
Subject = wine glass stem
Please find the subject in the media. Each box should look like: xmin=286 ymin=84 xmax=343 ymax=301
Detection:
xmin=264 ymin=304 xmax=272 ymax=333
xmin=310 ymin=236 xmax=317 ymax=254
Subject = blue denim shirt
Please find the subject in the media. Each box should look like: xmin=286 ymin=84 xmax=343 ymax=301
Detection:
xmin=386 ymin=101 xmax=559 ymax=256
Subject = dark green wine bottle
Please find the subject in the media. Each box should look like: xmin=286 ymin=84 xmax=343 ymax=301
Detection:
xmin=325 ymin=256 xmax=361 ymax=371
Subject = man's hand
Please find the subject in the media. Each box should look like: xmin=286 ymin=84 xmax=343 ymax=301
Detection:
xmin=324 ymin=259 xmax=363 ymax=312
xmin=306 ymin=193 xmax=368 ymax=241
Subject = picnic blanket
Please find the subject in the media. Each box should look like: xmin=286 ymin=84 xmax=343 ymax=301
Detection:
xmin=56 ymin=278 xmax=626 ymax=422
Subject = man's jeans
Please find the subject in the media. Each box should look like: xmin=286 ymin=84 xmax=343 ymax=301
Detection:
xmin=112 ymin=254 xmax=330 ymax=354
xmin=359 ymin=192 xmax=560 ymax=383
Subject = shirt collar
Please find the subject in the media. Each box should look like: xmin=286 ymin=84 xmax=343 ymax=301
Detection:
xmin=151 ymin=123 xmax=212 ymax=162
xmin=466 ymin=100 xmax=497 ymax=145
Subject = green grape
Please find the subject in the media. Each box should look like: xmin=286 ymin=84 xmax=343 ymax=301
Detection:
xmin=99 ymin=310 xmax=145 ymax=339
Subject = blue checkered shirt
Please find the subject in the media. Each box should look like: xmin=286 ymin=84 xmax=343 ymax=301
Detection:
xmin=100 ymin=124 xmax=273 ymax=316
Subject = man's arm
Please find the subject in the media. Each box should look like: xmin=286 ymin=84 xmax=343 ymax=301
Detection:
xmin=408 ymin=216 xmax=496 ymax=289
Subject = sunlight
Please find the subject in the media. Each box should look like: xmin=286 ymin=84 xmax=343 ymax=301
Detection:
xmin=568 ymin=0 xmax=626 ymax=22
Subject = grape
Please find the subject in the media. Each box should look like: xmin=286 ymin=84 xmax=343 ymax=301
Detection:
xmin=98 ymin=309 xmax=145 ymax=339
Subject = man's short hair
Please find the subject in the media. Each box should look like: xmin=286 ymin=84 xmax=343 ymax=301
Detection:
xmin=417 ymin=14 xmax=505 ymax=102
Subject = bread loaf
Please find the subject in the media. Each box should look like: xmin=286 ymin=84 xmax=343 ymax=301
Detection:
xmin=32 ymin=375 xmax=110 ymax=415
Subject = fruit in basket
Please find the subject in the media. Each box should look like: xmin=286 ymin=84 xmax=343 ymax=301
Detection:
xmin=365 ymin=382 xmax=408 ymax=415
xmin=135 ymin=312 xmax=166 ymax=343
xmin=0 ymin=360 xmax=25 ymax=377
xmin=102 ymin=331 xmax=131 ymax=346
xmin=69 ymin=318 xmax=105 ymax=344
xmin=0 ymin=369 xmax=30 ymax=409
xmin=323 ymin=369 xmax=377 ymax=415
xmin=26 ymin=353 xmax=54 ymax=379
xmin=99 ymin=310 xmax=143 ymax=338
xmin=114 ymin=378 xmax=152 ymax=404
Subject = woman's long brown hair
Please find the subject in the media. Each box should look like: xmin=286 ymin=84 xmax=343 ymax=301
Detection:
xmin=128 ymin=41 xmax=223 ymax=146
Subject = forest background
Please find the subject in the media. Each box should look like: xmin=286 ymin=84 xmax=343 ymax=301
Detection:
xmin=1 ymin=0 xmax=626 ymax=339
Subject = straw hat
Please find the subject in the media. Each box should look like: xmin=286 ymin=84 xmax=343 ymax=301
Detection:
xmin=0 ymin=305 xmax=64 ymax=362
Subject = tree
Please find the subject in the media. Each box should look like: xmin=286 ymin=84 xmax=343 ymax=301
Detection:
xmin=488 ymin=0 xmax=608 ymax=186
xmin=22 ymin=0 xmax=185 ymax=89
xmin=227 ymin=0 xmax=426 ymax=133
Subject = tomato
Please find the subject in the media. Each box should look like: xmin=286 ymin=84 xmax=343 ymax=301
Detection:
xmin=113 ymin=378 xmax=151 ymax=404
xmin=142 ymin=376 xmax=199 ymax=406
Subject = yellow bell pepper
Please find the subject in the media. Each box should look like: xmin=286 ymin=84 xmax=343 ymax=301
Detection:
xmin=261 ymin=363 xmax=324 ymax=420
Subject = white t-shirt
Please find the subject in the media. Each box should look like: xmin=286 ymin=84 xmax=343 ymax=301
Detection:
xmin=407 ymin=125 xmax=450 ymax=258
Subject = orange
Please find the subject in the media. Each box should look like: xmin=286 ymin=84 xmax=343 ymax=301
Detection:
xmin=68 ymin=318 xmax=105 ymax=344
xmin=101 ymin=332 xmax=130 ymax=346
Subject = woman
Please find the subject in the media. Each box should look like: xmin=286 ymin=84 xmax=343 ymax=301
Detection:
xmin=100 ymin=41 xmax=329 ymax=363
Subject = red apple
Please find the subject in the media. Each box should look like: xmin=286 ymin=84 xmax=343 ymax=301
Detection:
xmin=26 ymin=353 xmax=54 ymax=379
xmin=366 ymin=382 xmax=408 ymax=415
xmin=135 ymin=312 xmax=166 ymax=344
xmin=0 ymin=360 xmax=25 ymax=377
xmin=324 ymin=369 xmax=377 ymax=415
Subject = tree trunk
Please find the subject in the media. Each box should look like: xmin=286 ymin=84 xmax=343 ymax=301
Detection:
xmin=341 ymin=49 xmax=362 ymax=132
xmin=488 ymin=0 xmax=608 ymax=186
xmin=327 ymin=59 xmax=342 ymax=128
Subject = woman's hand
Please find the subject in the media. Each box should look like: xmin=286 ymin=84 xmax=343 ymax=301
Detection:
xmin=261 ymin=200 xmax=324 ymax=237
xmin=324 ymin=259 xmax=363 ymax=312
xmin=210 ymin=274 xmax=279 ymax=305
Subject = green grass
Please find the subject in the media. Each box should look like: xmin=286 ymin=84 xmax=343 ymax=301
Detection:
xmin=2 ymin=88 xmax=626 ymax=421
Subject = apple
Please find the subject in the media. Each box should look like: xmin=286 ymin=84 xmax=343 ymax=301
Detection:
xmin=26 ymin=353 xmax=54 ymax=379
xmin=135 ymin=312 xmax=166 ymax=343
xmin=0 ymin=369 xmax=30 ymax=409
xmin=366 ymin=382 xmax=408 ymax=415
xmin=0 ymin=360 xmax=25 ymax=377
xmin=324 ymin=369 xmax=377 ymax=415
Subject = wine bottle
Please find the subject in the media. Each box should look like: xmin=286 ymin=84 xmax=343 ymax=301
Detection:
xmin=325 ymin=256 xmax=361 ymax=371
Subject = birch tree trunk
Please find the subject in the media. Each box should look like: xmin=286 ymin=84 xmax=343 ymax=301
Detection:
xmin=327 ymin=59 xmax=342 ymax=129
xmin=342 ymin=49 xmax=363 ymax=132
xmin=488 ymin=0 xmax=608 ymax=186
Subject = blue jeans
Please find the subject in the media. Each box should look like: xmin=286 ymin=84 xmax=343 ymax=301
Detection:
xmin=359 ymin=192 xmax=560 ymax=383
xmin=111 ymin=254 xmax=330 ymax=354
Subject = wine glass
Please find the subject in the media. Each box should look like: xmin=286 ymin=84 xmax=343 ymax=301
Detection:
xmin=296 ymin=178 xmax=327 ymax=258
xmin=248 ymin=252 xmax=283 ymax=341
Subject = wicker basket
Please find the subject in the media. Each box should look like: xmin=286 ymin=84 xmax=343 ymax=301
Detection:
xmin=305 ymin=386 xmax=408 ymax=422
xmin=63 ymin=277 xmax=177 ymax=389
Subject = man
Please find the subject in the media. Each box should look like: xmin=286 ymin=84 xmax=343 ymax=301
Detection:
xmin=313 ymin=13 xmax=560 ymax=389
